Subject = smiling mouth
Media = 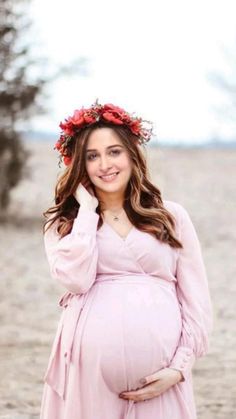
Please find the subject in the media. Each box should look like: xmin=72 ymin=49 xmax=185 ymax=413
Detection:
xmin=99 ymin=172 xmax=119 ymax=181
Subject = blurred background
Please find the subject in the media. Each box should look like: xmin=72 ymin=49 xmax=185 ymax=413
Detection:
xmin=0 ymin=0 xmax=235 ymax=418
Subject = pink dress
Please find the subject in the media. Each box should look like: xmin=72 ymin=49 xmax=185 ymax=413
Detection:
xmin=40 ymin=200 xmax=213 ymax=419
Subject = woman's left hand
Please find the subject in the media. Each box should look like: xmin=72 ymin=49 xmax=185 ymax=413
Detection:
xmin=119 ymin=368 xmax=183 ymax=403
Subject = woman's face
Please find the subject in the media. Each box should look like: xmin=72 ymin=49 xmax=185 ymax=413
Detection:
xmin=85 ymin=127 xmax=133 ymax=196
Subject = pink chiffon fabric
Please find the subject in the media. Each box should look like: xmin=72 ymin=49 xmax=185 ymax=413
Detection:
xmin=40 ymin=200 xmax=213 ymax=419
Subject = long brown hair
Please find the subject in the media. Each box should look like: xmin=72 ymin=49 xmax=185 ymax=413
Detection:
xmin=43 ymin=122 xmax=183 ymax=249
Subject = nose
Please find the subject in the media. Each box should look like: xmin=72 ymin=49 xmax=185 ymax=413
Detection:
xmin=99 ymin=154 xmax=112 ymax=171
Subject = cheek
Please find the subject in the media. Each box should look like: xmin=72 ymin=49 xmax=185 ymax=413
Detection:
xmin=85 ymin=162 xmax=96 ymax=178
xmin=118 ymin=154 xmax=132 ymax=170
xmin=122 ymin=158 xmax=133 ymax=176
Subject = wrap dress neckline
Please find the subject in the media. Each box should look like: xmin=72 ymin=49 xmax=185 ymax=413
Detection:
xmin=101 ymin=220 xmax=136 ymax=241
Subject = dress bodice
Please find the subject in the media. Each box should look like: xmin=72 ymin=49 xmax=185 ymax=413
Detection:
xmin=96 ymin=220 xmax=179 ymax=283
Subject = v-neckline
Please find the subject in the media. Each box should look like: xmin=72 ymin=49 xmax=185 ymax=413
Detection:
xmin=103 ymin=221 xmax=135 ymax=242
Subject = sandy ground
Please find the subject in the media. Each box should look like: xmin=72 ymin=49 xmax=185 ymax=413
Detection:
xmin=0 ymin=140 xmax=235 ymax=419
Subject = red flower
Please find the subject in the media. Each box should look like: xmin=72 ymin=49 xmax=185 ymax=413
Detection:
xmin=102 ymin=103 xmax=130 ymax=125
xmin=129 ymin=119 xmax=142 ymax=135
xmin=63 ymin=156 xmax=72 ymax=166
xmin=103 ymin=103 xmax=126 ymax=115
xmin=54 ymin=139 xmax=62 ymax=151
xmin=68 ymin=109 xmax=85 ymax=126
xmin=102 ymin=111 xmax=124 ymax=125
xmin=84 ymin=110 xmax=98 ymax=124
xmin=59 ymin=121 xmax=74 ymax=136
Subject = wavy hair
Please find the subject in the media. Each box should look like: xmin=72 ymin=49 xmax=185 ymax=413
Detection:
xmin=43 ymin=122 xmax=183 ymax=249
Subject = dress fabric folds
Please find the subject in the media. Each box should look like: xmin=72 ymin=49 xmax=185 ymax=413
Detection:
xmin=40 ymin=200 xmax=213 ymax=419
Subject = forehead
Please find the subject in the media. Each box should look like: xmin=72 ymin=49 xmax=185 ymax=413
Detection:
xmin=86 ymin=127 xmax=123 ymax=150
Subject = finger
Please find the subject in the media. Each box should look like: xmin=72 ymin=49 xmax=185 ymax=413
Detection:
xmin=120 ymin=392 xmax=152 ymax=402
xmin=120 ymin=388 xmax=148 ymax=398
xmin=122 ymin=396 xmax=147 ymax=402
xmin=140 ymin=372 xmax=161 ymax=386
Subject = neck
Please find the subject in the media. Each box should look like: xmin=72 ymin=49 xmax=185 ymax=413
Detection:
xmin=95 ymin=188 xmax=124 ymax=212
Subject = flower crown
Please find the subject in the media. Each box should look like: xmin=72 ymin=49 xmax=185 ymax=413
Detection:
xmin=54 ymin=99 xmax=153 ymax=167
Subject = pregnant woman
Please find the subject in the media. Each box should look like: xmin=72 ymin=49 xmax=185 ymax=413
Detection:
xmin=40 ymin=100 xmax=213 ymax=419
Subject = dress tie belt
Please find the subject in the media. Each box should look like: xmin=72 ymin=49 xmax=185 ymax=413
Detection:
xmin=95 ymin=274 xmax=176 ymax=291
xmin=44 ymin=291 xmax=88 ymax=399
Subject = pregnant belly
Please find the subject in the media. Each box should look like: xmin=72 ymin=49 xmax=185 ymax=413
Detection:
xmin=79 ymin=278 xmax=182 ymax=394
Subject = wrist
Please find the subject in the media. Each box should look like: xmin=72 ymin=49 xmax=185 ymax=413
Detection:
xmin=168 ymin=368 xmax=184 ymax=383
xmin=79 ymin=204 xmax=97 ymax=212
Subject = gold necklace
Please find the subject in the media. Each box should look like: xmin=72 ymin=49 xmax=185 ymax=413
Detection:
xmin=105 ymin=208 xmax=124 ymax=222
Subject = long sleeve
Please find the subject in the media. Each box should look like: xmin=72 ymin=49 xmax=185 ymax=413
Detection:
xmin=43 ymin=207 xmax=99 ymax=294
xmin=168 ymin=203 xmax=213 ymax=381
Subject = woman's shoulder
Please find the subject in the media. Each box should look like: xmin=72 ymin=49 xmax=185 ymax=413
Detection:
xmin=43 ymin=214 xmax=60 ymax=236
xmin=163 ymin=199 xmax=186 ymax=214
xmin=162 ymin=199 xmax=191 ymax=224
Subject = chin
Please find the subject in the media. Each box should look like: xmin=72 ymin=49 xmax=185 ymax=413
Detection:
xmin=99 ymin=185 xmax=124 ymax=193
xmin=94 ymin=180 xmax=127 ymax=193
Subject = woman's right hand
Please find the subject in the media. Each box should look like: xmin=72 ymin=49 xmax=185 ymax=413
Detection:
xmin=73 ymin=182 xmax=99 ymax=211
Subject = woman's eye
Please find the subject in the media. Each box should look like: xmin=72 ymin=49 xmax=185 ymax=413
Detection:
xmin=87 ymin=149 xmax=121 ymax=161
xmin=110 ymin=149 xmax=121 ymax=156
xmin=87 ymin=153 xmax=97 ymax=161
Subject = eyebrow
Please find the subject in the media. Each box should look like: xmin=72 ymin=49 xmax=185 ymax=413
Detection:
xmin=86 ymin=144 xmax=124 ymax=152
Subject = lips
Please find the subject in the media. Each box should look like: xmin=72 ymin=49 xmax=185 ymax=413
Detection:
xmin=99 ymin=172 xmax=119 ymax=181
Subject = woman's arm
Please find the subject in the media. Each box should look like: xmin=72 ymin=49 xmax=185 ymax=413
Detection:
xmin=168 ymin=203 xmax=213 ymax=381
xmin=43 ymin=207 xmax=99 ymax=294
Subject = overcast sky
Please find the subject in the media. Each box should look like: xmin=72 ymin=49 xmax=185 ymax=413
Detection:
xmin=30 ymin=0 xmax=236 ymax=143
